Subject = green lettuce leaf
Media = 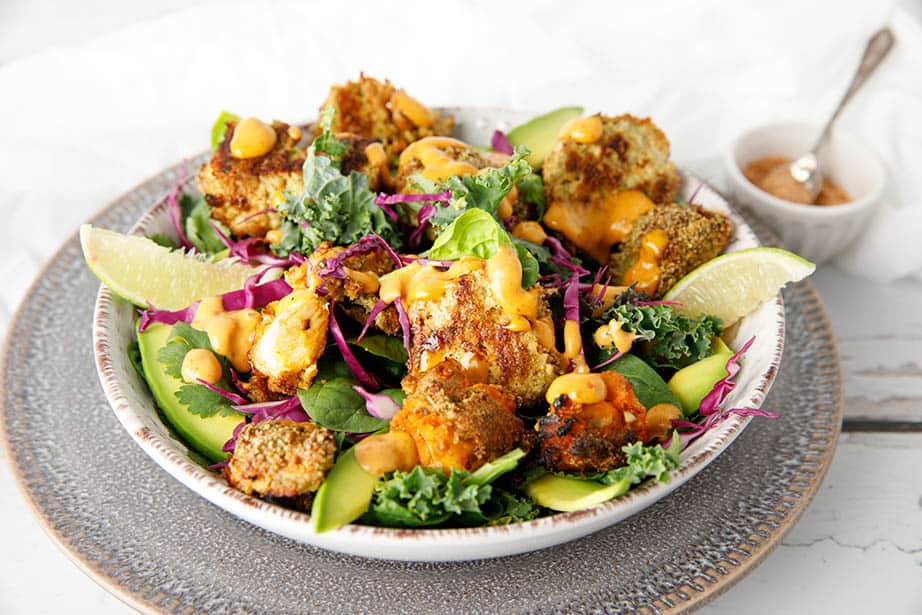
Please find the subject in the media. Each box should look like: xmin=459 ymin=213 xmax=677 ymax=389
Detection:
xmin=211 ymin=110 xmax=240 ymax=151
xmin=181 ymin=194 xmax=230 ymax=256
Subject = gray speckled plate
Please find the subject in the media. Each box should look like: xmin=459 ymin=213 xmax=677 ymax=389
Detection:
xmin=1 ymin=121 xmax=841 ymax=612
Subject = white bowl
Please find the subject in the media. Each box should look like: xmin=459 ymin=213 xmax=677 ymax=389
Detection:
xmin=92 ymin=107 xmax=784 ymax=562
xmin=724 ymin=122 xmax=885 ymax=264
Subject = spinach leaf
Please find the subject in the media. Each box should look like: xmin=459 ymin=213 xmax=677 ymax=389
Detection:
xmin=350 ymin=334 xmax=409 ymax=364
xmin=600 ymin=352 xmax=682 ymax=410
xmin=298 ymin=377 xmax=388 ymax=433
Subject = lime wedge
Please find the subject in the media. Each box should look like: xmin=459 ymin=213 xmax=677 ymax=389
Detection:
xmin=80 ymin=224 xmax=257 ymax=310
xmin=663 ymin=247 xmax=815 ymax=325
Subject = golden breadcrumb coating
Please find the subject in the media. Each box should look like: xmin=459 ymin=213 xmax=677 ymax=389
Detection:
xmin=319 ymin=74 xmax=453 ymax=161
xmin=608 ymin=203 xmax=732 ymax=298
xmin=537 ymin=371 xmax=648 ymax=473
xmin=391 ymin=360 xmax=525 ymax=472
xmin=224 ymin=419 xmax=336 ymax=498
xmin=401 ymin=267 xmax=562 ymax=408
xmin=543 ymin=113 xmax=679 ymax=206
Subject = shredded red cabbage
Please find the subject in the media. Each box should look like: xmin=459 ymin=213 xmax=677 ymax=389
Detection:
xmin=687 ymin=182 xmax=705 ymax=205
xmin=167 ymin=161 xmax=193 ymax=250
xmin=374 ymin=192 xmax=452 ymax=206
xmin=502 ymin=215 xmax=517 ymax=231
xmin=207 ymin=219 xmax=304 ymax=268
xmin=394 ymin=297 xmax=412 ymax=354
xmin=491 ymin=130 xmax=514 ymax=155
xmin=409 ymin=203 xmax=436 ymax=247
xmin=215 ymin=396 xmax=310 ymax=463
xmin=328 ymin=303 xmax=380 ymax=390
xmin=401 ymin=256 xmax=454 ymax=268
xmin=196 ymin=379 xmax=248 ymax=405
xmin=671 ymin=336 xmax=779 ymax=448
xmin=352 ymin=385 xmax=401 ymax=420
xmin=138 ymin=276 xmax=292 ymax=332
xmin=357 ymin=298 xmax=388 ymax=343
xmin=238 ymin=208 xmax=277 ymax=223
xmin=316 ymin=234 xmax=404 ymax=284
xmin=592 ymin=350 xmax=624 ymax=371
xmin=545 ymin=236 xmax=590 ymax=277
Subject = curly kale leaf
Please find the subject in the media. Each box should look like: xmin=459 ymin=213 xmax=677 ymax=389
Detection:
xmin=597 ymin=302 xmax=722 ymax=370
xmin=362 ymin=449 xmax=536 ymax=527
xmin=596 ymin=433 xmax=682 ymax=486
xmin=313 ymin=106 xmax=349 ymax=165
xmin=273 ymin=147 xmax=401 ymax=256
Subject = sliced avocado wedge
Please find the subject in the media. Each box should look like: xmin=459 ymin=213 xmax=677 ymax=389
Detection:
xmin=137 ymin=322 xmax=244 ymax=463
xmin=311 ymin=447 xmax=379 ymax=533
xmin=668 ymin=338 xmax=734 ymax=416
xmin=506 ymin=106 xmax=584 ymax=169
xmin=525 ymin=474 xmax=631 ymax=512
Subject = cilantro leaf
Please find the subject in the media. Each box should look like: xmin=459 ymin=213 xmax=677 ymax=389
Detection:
xmin=175 ymin=383 xmax=237 ymax=417
xmin=157 ymin=322 xmax=213 ymax=379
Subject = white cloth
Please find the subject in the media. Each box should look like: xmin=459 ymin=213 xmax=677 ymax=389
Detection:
xmin=1 ymin=0 xmax=921 ymax=336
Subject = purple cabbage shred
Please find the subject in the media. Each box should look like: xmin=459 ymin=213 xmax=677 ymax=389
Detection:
xmin=491 ymin=130 xmax=514 ymax=155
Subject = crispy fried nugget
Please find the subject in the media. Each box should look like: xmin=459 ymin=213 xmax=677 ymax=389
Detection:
xmin=395 ymin=136 xmax=508 ymax=193
xmin=391 ymin=360 xmax=524 ymax=472
xmin=543 ymin=114 xmax=679 ymax=205
xmin=197 ymin=120 xmax=304 ymax=238
xmin=224 ymin=420 xmax=336 ymax=498
xmin=537 ymin=371 xmax=647 ymax=473
xmin=198 ymin=122 xmax=389 ymax=239
xmin=319 ymin=75 xmax=453 ymax=161
xmin=608 ymin=203 xmax=732 ymax=298
xmin=402 ymin=267 xmax=561 ymax=408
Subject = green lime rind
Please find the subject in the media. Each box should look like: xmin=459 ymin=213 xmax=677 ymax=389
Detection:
xmin=663 ymin=247 xmax=815 ymax=324
xmin=80 ymin=224 xmax=256 ymax=311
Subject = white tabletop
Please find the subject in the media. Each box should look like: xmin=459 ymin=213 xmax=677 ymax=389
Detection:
xmin=2 ymin=2 xmax=921 ymax=613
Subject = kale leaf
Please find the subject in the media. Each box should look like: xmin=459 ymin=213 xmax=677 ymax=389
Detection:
xmin=596 ymin=301 xmax=722 ymax=370
xmin=312 ymin=106 xmax=349 ymax=164
xmin=181 ymin=194 xmax=230 ymax=256
xmin=595 ymin=433 xmax=682 ymax=486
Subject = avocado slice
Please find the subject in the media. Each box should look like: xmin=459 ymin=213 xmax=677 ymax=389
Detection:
xmin=668 ymin=339 xmax=734 ymax=416
xmin=525 ymin=474 xmax=631 ymax=512
xmin=137 ymin=322 xmax=245 ymax=463
xmin=506 ymin=106 xmax=584 ymax=169
xmin=311 ymin=447 xmax=379 ymax=533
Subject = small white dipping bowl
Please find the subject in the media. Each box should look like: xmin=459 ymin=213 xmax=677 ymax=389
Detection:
xmin=724 ymin=122 xmax=885 ymax=264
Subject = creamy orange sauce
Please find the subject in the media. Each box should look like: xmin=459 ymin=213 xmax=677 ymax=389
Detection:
xmin=546 ymin=372 xmax=607 ymax=405
xmin=559 ymin=115 xmax=603 ymax=144
xmin=622 ymin=229 xmax=668 ymax=295
xmin=562 ymin=320 xmax=583 ymax=363
xmin=497 ymin=186 xmax=518 ymax=220
xmin=587 ymin=284 xmax=628 ymax=316
xmin=230 ymin=117 xmax=277 ymax=159
xmin=180 ymin=348 xmax=223 ymax=385
xmin=646 ymin=403 xmax=681 ymax=441
xmin=533 ymin=316 xmax=556 ymax=350
xmin=543 ymin=189 xmax=655 ymax=263
xmin=392 ymin=90 xmax=434 ymax=128
xmin=379 ymin=258 xmax=483 ymax=304
xmin=511 ymin=221 xmax=547 ymax=245
xmin=344 ymin=267 xmax=380 ymax=293
xmin=485 ymin=245 xmax=539 ymax=332
xmin=191 ymin=296 xmax=261 ymax=373
xmin=354 ymin=431 xmax=420 ymax=477
xmin=400 ymin=137 xmax=478 ymax=183
xmin=593 ymin=320 xmax=636 ymax=354
xmin=364 ymin=142 xmax=387 ymax=167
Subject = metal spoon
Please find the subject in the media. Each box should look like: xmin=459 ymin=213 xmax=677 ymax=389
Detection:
xmin=788 ymin=27 xmax=895 ymax=202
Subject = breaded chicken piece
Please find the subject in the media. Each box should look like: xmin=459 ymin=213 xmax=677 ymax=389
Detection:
xmin=608 ymin=203 xmax=732 ymax=298
xmin=198 ymin=122 xmax=390 ymax=239
xmin=395 ymin=136 xmax=508 ymax=193
xmin=391 ymin=360 xmax=524 ymax=472
xmin=543 ymin=114 xmax=679 ymax=205
xmin=224 ymin=420 xmax=336 ymax=498
xmin=197 ymin=120 xmax=304 ymax=238
xmin=401 ymin=266 xmax=562 ymax=408
xmin=246 ymin=253 xmax=330 ymax=399
xmin=319 ymin=75 xmax=453 ymax=160
xmin=537 ymin=371 xmax=648 ymax=473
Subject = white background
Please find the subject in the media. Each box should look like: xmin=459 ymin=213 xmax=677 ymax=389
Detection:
xmin=2 ymin=1 xmax=921 ymax=613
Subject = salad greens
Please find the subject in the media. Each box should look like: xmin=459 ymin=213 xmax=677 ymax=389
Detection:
xmin=602 ymin=353 xmax=683 ymax=410
xmin=210 ymin=110 xmax=240 ymax=151
xmin=157 ymin=322 xmax=238 ymax=418
xmin=298 ymin=376 xmax=389 ymax=433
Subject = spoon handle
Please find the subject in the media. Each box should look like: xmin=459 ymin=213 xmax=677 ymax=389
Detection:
xmin=812 ymin=27 xmax=895 ymax=153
